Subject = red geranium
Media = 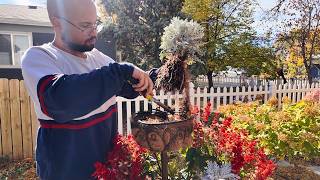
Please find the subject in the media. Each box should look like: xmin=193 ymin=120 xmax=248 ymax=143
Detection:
xmin=191 ymin=103 xmax=276 ymax=179
xmin=92 ymin=134 xmax=148 ymax=180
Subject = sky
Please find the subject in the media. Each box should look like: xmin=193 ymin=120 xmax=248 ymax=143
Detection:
xmin=0 ymin=0 xmax=45 ymax=6
xmin=0 ymin=0 xmax=278 ymax=34
xmin=254 ymin=0 xmax=279 ymax=34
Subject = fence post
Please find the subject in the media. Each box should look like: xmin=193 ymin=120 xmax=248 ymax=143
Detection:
xmin=190 ymin=83 xmax=195 ymax=106
xmin=269 ymin=81 xmax=277 ymax=100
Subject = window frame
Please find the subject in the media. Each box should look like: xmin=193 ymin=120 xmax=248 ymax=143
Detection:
xmin=0 ymin=31 xmax=33 ymax=68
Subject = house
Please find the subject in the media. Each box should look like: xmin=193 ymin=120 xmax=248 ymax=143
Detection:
xmin=0 ymin=4 xmax=115 ymax=80
xmin=310 ymin=55 xmax=320 ymax=79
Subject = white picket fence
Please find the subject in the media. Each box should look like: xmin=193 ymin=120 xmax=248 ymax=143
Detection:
xmin=194 ymin=76 xmax=313 ymax=87
xmin=116 ymin=81 xmax=320 ymax=134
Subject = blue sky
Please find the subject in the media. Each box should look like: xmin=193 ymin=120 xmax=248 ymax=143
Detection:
xmin=0 ymin=0 xmax=278 ymax=34
xmin=0 ymin=0 xmax=45 ymax=6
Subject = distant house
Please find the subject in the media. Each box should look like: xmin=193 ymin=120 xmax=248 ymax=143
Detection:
xmin=0 ymin=4 xmax=115 ymax=80
xmin=310 ymin=55 xmax=320 ymax=79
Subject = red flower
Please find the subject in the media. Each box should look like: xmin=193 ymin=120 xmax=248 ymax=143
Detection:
xmin=192 ymin=106 xmax=276 ymax=179
xmin=192 ymin=121 xmax=205 ymax=148
xmin=256 ymin=159 xmax=276 ymax=179
xmin=201 ymin=102 xmax=212 ymax=123
xmin=92 ymin=134 xmax=148 ymax=180
xmin=191 ymin=105 xmax=200 ymax=115
xmin=222 ymin=116 xmax=232 ymax=128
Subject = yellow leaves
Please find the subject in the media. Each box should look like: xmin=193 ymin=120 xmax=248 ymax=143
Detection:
xmin=278 ymin=132 xmax=288 ymax=142
xmin=182 ymin=0 xmax=213 ymax=21
xmin=296 ymin=57 xmax=304 ymax=66
xmin=219 ymin=98 xmax=320 ymax=159
xmin=254 ymin=122 xmax=266 ymax=131
xmin=267 ymin=96 xmax=278 ymax=107
xmin=303 ymin=104 xmax=320 ymax=117
xmin=282 ymin=96 xmax=292 ymax=105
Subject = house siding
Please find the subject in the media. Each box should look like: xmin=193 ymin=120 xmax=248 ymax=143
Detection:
xmin=0 ymin=23 xmax=53 ymax=33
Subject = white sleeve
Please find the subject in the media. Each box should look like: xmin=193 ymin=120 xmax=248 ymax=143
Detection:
xmin=21 ymin=47 xmax=63 ymax=119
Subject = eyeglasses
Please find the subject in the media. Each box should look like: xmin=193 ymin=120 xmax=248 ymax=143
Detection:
xmin=58 ymin=17 xmax=101 ymax=33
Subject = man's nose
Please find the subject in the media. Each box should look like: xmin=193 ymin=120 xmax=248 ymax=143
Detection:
xmin=88 ymin=28 xmax=97 ymax=37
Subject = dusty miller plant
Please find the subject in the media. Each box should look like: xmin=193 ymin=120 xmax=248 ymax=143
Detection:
xmin=156 ymin=17 xmax=204 ymax=115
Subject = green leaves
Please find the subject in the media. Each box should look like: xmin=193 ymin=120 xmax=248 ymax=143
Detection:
xmin=100 ymin=0 xmax=184 ymax=69
xmin=181 ymin=0 xmax=277 ymax=78
xmin=219 ymin=99 xmax=320 ymax=160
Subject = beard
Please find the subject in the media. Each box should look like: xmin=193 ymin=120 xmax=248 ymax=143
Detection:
xmin=62 ymin=33 xmax=96 ymax=52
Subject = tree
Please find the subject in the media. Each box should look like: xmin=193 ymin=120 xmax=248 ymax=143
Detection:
xmin=97 ymin=0 xmax=184 ymax=69
xmin=271 ymin=0 xmax=320 ymax=83
xmin=182 ymin=0 xmax=272 ymax=88
xmin=274 ymin=31 xmax=307 ymax=79
xmin=223 ymin=33 xmax=277 ymax=77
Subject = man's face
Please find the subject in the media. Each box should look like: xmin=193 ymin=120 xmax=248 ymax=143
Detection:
xmin=56 ymin=0 xmax=98 ymax=52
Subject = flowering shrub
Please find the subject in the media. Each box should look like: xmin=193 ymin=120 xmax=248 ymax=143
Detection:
xmin=304 ymin=89 xmax=320 ymax=102
xmin=92 ymin=134 xmax=148 ymax=180
xmin=218 ymin=97 xmax=320 ymax=160
xmin=187 ymin=103 xmax=276 ymax=179
xmin=92 ymin=103 xmax=276 ymax=179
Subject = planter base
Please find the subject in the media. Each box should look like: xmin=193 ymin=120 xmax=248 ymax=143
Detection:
xmin=131 ymin=110 xmax=193 ymax=152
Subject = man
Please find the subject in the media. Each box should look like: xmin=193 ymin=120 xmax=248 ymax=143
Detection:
xmin=21 ymin=0 xmax=155 ymax=179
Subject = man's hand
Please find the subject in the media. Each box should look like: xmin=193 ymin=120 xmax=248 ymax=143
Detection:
xmin=132 ymin=67 xmax=154 ymax=97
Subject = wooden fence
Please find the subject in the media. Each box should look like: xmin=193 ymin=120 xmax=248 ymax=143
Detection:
xmin=0 ymin=79 xmax=39 ymax=160
xmin=0 ymin=78 xmax=319 ymax=160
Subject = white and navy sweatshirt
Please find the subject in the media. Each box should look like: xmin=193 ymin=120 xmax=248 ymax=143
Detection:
xmin=21 ymin=43 xmax=156 ymax=180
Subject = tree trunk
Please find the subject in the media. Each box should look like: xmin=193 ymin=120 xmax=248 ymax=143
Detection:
xmin=206 ymin=71 xmax=213 ymax=89
xmin=306 ymin=67 xmax=313 ymax=84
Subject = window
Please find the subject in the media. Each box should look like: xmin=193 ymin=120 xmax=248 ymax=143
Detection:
xmin=0 ymin=34 xmax=12 ymax=65
xmin=0 ymin=32 xmax=32 ymax=67
xmin=13 ymin=35 xmax=29 ymax=66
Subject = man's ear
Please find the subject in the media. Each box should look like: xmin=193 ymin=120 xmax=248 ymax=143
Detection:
xmin=51 ymin=16 xmax=62 ymax=29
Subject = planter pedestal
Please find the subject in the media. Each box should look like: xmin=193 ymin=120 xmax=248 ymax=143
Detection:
xmin=131 ymin=110 xmax=193 ymax=179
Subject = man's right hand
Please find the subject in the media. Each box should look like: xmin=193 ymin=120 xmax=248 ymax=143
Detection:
xmin=132 ymin=67 xmax=154 ymax=97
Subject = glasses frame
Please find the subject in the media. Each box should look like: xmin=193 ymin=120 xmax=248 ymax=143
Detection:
xmin=58 ymin=17 xmax=101 ymax=33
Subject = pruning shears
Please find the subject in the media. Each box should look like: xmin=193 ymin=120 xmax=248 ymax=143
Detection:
xmin=145 ymin=95 xmax=175 ymax=115
xmin=127 ymin=79 xmax=175 ymax=114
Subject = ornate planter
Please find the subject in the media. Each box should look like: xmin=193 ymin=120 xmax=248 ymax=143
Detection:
xmin=131 ymin=110 xmax=193 ymax=152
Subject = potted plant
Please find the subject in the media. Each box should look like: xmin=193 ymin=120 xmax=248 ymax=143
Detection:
xmin=131 ymin=17 xmax=204 ymax=153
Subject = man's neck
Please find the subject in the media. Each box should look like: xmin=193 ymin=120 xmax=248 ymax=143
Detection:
xmin=52 ymin=40 xmax=87 ymax=59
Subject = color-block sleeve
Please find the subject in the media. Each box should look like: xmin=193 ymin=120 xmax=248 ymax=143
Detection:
xmin=22 ymin=47 xmax=134 ymax=122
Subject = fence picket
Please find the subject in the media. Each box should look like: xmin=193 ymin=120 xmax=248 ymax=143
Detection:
xmin=19 ymin=81 xmax=33 ymax=158
xmin=117 ymin=100 xmax=123 ymax=135
xmin=9 ymin=79 xmax=23 ymax=159
xmin=216 ymin=87 xmax=221 ymax=109
xmin=126 ymin=101 xmax=132 ymax=135
xmin=0 ymin=79 xmax=12 ymax=157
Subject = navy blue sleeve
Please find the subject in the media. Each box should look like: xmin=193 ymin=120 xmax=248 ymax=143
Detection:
xmin=37 ymin=63 xmax=134 ymax=122
xmin=116 ymin=68 xmax=159 ymax=99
